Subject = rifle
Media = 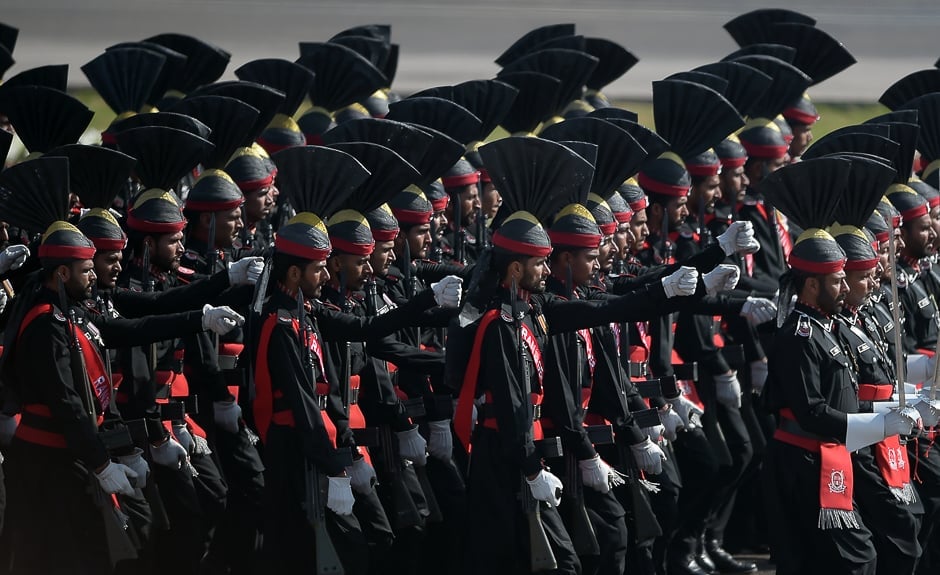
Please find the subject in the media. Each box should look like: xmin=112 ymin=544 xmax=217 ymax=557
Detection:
xmin=429 ymin=214 xmax=444 ymax=263
xmin=453 ymin=196 xmax=466 ymax=265
xmin=887 ymin=222 xmax=906 ymax=407
xmin=338 ymin=270 xmax=352 ymax=419
xmin=512 ymin=278 xmax=557 ymax=572
xmin=296 ymin=291 xmax=345 ymax=574
xmin=698 ymin=192 xmax=710 ymax=250
xmin=141 ymin=243 xmax=157 ymax=373
xmin=62 ymin=292 xmax=138 ymax=566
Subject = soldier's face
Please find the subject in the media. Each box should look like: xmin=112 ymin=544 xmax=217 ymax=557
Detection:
xmin=789 ymin=123 xmax=813 ymax=158
xmin=901 ymin=215 xmax=936 ymax=259
xmin=814 ymin=270 xmax=848 ymax=315
xmin=244 ymin=185 xmax=276 ymax=224
xmin=151 ymin=231 xmax=184 ymax=272
xmin=844 ymin=268 xmax=876 ymax=308
xmin=62 ymin=259 xmax=96 ymax=300
xmin=563 ymin=248 xmax=599 ymax=287
xmin=212 ymin=207 xmax=243 ymax=248
xmin=930 ymin=205 xmax=940 ymax=254
xmin=878 ymin=229 xmax=905 ymax=280
xmin=300 ymin=260 xmax=330 ymax=300
xmin=599 ymin=235 xmax=619 ymax=273
xmin=332 ymin=253 xmax=373 ymax=291
xmin=691 ymin=176 xmax=721 ymax=214
xmin=629 ymin=209 xmax=649 ymax=253
xmin=406 ymin=224 xmax=432 ymax=260
xmin=720 ymin=166 xmax=748 ymax=203
xmin=481 ymin=182 xmax=501 ymax=221
xmin=94 ymin=250 xmax=123 ymax=290
xmin=521 ymin=256 xmax=550 ymax=294
xmin=370 ymin=240 xmax=396 ymax=275
xmin=459 ymin=185 xmax=481 ymax=227
xmin=431 ymin=210 xmax=448 ymax=240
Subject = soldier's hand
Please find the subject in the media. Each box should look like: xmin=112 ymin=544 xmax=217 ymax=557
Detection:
xmin=326 ymin=476 xmax=355 ymax=516
xmin=578 ymin=455 xmax=623 ymax=494
xmin=0 ymin=413 xmax=18 ymax=446
xmin=715 ymin=371 xmax=743 ymax=409
xmin=718 ymin=221 xmax=760 ymax=256
xmin=703 ymin=264 xmax=740 ymax=296
xmin=659 ymin=405 xmax=684 ymax=441
xmin=151 ymin=436 xmax=189 ymax=469
xmin=885 ymin=407 xmax=921 ymax=437
xmin=740 ymin=297 xmax=777 ymax=325
xmin=202 ymin=304 xmax=245 ymax=335
xmin=0 ymin=244 xmax=29 ymax=274
xmin=116 ymin=447 xmax=150 ymax=489
xmin=228 ymin=256 xmax=265 ymax=286
xmin=641 ymin=423 xmax=666 ymax=443
xmin=0 ymin=289 xmax=7 ymax=316
xmin=911 ymin=398 xmax=940 ymax=428
xmin=172 ymin=424 xmax=195 ymax=454
xmin=427 ymin=419 xmax=454 ymax=461
xmin=346 ymin=456 xmax=377 ymax=494
xmin=95 ymin=461 xmax=138 ymax=497
xmin=431 ymin=275 xmax=463 ymax=308
xmin=667 ymin=394 xmax=703 ymax=428
xmin=629 ymin=437 xmax=667 ymax=475
xmin=526 ymin=469 xmax=564 ymax=507
xmin=661 ymin=266 xmax=698 ymax=298
xmin=396 ymin=425 xmax=428 ymax=466
xmin=213 ymin=399 xmax=242 ymax=434
xmin=750 ymin=359 xmax=769 ymax=395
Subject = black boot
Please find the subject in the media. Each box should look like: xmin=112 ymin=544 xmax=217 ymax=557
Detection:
xmin=668 ymin=535 xmax=710 ymax=575
xmin=704 ymin=539 xmax=758 ymax=574
xmin=694 ymin=534 xmax=717 ymax=574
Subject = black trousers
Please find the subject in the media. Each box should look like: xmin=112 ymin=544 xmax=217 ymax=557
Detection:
xmin=908 ymin=433 xmax=940 ymax=575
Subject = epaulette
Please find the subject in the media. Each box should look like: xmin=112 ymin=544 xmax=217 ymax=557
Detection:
xmin=897 ymin=270 xmax=910 ymax=289
xmin=176 ymin=266 xmax=195 ymax=284
xmin=182 ymin=249 xmax=207 ymax=266
xmin=276 ymin=309 xmax=294 ymax=323
xmin=383 ymin=273 xmax=401 ymax=284
xmin=795 ymin=313 xmax=813 ymax=338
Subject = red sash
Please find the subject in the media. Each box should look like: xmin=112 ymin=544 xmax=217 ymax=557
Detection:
xmin=874 ymin=435 xmax=916 ymax=504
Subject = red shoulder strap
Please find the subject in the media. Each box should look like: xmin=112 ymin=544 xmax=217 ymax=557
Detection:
xmin=454 ymin=309 xmax=502 ymax=451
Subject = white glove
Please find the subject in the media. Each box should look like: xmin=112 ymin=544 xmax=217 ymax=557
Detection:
xmin=326 ymin=476 xmax=355 ymax=516
xmin=201 ymin=304 xmax=245 ymax=335
xmin=150 ymin=437 xmax=189 ymax=470
xmin=192 ymin=434 xmax=213 ymax=456
xmin=116 ymin=448 xmax=150 ymax=489
xmin=659 ymin=406 xmax=685 ymax=441
xmin=526 ymin=469 xmax=564 ymax=507
xmin=740 ymin=297 xmax=777 ymax=325
xmin=0 ymin=244 xmax=29 ymax=274
xmin=661 ymin=266 xmax=699 ymax=298
xmin=629 ymin=437 xmax=667 ymax=475
xmin=715 ymin=371 xmax=742 ymax=409
xmin=703 ymin=264 xmax=740 ymax=296
xmin=0 ymin=289 xmax=7 ymax=316
xmin=641 ymin=424 xmax=665 ymax=443
xmin=431 ymin=275 xmax=463 ymax=308
xmin=427 ymin=420 xmax=454 ymax=461
xmin=750 ymin=360 xmax=769 ymax=395
xmin=346 ymin=457 xmax=377 ymax=494
xmin=911 ymin=398 xmax=940 ymax=428
xmin=396 ymin=426 xmax=428 ymax=466
xmin=228 ymin=256 xmax=265 ymax=285
xmin=172 ymin=424 xmax=195 ymax=454
xmin=213 ymin=400 xmax=242 ymax=434
xmin=887 ymin=406 xmax=922 ymax=436
xmin=95 ymin=461 xmax=138 ymax=497
xmin=718 ymin=221 xmax=760 ymax=255
xmin=667 ymin=395 xmax=704 ymax=428
xmin=579 ymin=454 xmax=627 ymax=494
xmin=0 ymin=413 xmax=18 ymax=446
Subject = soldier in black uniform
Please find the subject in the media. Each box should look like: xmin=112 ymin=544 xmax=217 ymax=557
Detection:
xmin=761 ymin=157 xmax=920 ymax=575
xmin=452 ymin=137 xmax=700 ymax=575
xmin=226 ymin=146 xmax=278 ymax=252
xmin=442 ymin=159 xmax=483 ymax=266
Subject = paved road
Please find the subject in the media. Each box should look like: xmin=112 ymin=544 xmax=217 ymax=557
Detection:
xmin=3 ymin=0 xmax=939 ymax=102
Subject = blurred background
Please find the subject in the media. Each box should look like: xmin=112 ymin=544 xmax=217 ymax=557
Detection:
xmin=3 ymin=0 xmax=939 ymax=136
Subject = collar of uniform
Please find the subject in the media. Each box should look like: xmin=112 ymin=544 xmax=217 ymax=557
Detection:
xmin=130 ymin=258 xmax=168 ymax=285
xmin=795 ymin=301 xmax=834 ymax=329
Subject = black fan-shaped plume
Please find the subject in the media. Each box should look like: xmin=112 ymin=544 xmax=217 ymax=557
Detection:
xmin=82 ymin=47 xmax=166 ymax=115
xmin=652 ymin=79 xmax=744 ymax=157
xmin=588 ymin=107 xmax=639 ymax=123
xmin=935 ymin=57 xmax=939 ymax=69
xmin=110 ymin=111 xmax=211 ymax=141
xmin=530 ymin=35 xmax=587 ymax=55
xmin=801 ymin=124 xmax=896 ymax=161
xmin=46 ymin=144 xmax=136 ymax=210
xmin=831 ymin=154 xmax=898 ymax=228
xmin=320 ymin=118 xmax=434 ymax=173
xmin=499 ymin=49 xmax=599 ymax=114
xmin=540 ymin=117 xmax=648 ymax=196
xmin=0 ymin=86 xmax=93 ymax=154
xmin=729 ymin=55 xmax=811 ymax=118
xmin=170 ymin=95 xmax=259 ymax=168
xmin=409 ymin=85 xmax=452 ymax=100
xmin=385 ymin=96 xmax=482 ymax=147
xmin=449 ymin=79 xmax=519 ymax=141
xmin=235 ymin=58 xmax=314 ymax=117
xmin=2 ymin=64 xmax=69 ymax=92
xmin=143 ymin=33 xmax=231 ymax=94
xmin=900 ymin=93 xmax=940 ymax=163
xmin=331 ymin=24 xmax=392 ymax=43
xmin=383 ymin=44 xmax=399 ymax=87
xmin=187 ymin=80 xmax=286 ymax=146
xmin=724 ymin=9 xmax=816 ymax=47
xmin=0 ymin=128 xmax=11 ymax=163
xmin=496 ymin=71 xmax=562 ymax=134
xmin=764 ymin=23 xmax=855 ymax=86
xmin=666 ymin=71 xmax=729 ymax=97
xmin=603 ymin=119 xmax=670 ymax=161
xmin=0 ymin=46 xmax=13 ymax=80
xmin=296 ymin=43 xmax=388 ymax=112
xmin=879 ymin=69 xmax=940 ymax=111
xmin=584 ymin=38 xmax=638 ymax=91
xmin=480 ymin=136 xmax=594 ymax=227
xmin=115 ymin=126 xmax=214 ymax=192
xmin=107 ymin=41 xmax=187 ymax=108
xmin=869 ymin=121 xmax=920 ymax=184
xmin=866 ymin=109 xmax=919 ymax=126
xmin=0 ymin=156 xmax=70 ymax=234
xmin=722 ymin=43 xmax=797 ymax=64
xmin=329 ymin=35 xmax=391 ymax=71
xmin=0 ymin=22 xmax=18 ymax=56
xmin=495 ymin=23 xmax=576 ymax=67
xmin=758 ymin=157 xmax=852 ymax=230
xmin=693 ymin=61 xmax=773 ymax=117
xmin=328 ymin=141 xmax=420 ymax=210
xmin=402 ymin=125 xmax=466 ymax=190
xmin=271 ymin=145 xmax=370 ymax=217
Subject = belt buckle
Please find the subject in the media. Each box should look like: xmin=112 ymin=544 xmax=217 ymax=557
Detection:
xmin=317 ymin=395 xmax=328 ymax=410
xmin=532 ymin=404 xmax=541 ymax=421
xmin=630 ymin=361 xmax=648 ymax=378
xmin=349 ymin=387 xmax=360 ymax=405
